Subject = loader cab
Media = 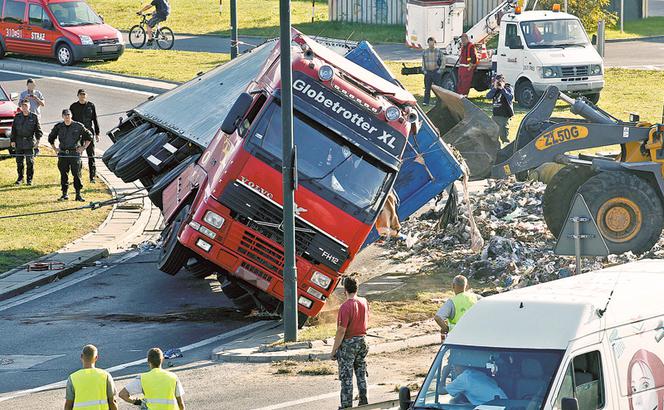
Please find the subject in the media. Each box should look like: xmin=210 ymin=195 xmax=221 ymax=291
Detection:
xmin=496 ymin=11 xmax=604 ymax=108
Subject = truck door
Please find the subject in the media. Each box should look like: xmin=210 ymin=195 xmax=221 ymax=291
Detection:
xmin=26 ymin=2 xmax=54 ymax=55
xmin=551 ymin=350 xmax=609 ymax=410
xmin=496 ymin=22 xmax=523 ymax=85
xmin=2 ymin=0 xmax=28 ymax=52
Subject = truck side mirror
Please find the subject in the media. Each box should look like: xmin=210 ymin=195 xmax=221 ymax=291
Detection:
xmin=591 ymin=34 xmax=597 ymax=45
xmin=561 ymin=398 xmax=579 ymax=410
xmin=221 ymin=93 xmax=253 ymax=135
xmin=399 ymin=386 xmax=412 ymax=410
xmin=510 ymin=37 xmax=524 ymax=49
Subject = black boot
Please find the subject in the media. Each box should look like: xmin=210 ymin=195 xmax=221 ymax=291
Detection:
xmin=15 ymin=177 xmax=23 ymax=185
xmin=75 ymin=192 xmax=85 ymax=202
xmin=58 ymin=192 xmax=69 ymax=201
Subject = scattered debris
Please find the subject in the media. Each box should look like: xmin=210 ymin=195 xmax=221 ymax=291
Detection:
xmin=163 ymin=348 xmax=183 ymax=359
xmin=382 ymin=179 xmax=664 ymax=292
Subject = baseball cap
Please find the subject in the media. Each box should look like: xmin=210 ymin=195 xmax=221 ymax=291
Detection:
xmin=62 ymin=108 xmax=72 ymax=116
xmin=77 ymin=89 xmax=86 ymax=95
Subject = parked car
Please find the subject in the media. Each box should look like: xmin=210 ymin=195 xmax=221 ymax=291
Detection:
xmin=0 ymin=85 xmax=19 ymax=150
xmin=0 ymin=0 xmax=124 ymax=66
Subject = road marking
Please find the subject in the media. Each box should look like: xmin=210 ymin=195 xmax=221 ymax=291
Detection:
xmin=0 ymin=320 xmax=276 ymax=402
xmin=0 ymin=355 xmax=65 ymax=371
xmin=0 ymin=251 xmax=139 ymax=313
xmin=251 ymin=384 xmax=384 ymax=410
xmin=0 ymin=69 xmax=156 ymax=95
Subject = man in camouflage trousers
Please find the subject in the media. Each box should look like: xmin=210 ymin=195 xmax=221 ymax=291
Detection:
xmin=331 ymin=277 xmax=370 ymax=409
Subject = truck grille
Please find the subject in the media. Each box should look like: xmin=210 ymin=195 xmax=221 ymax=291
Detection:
xmin=219 ymin=180 xmax=349 ymax=271
xmin=240 ymin=261 xmax=273 ymax=283
xmin=239 ymin=231 xmax=284 ymax=276
xmin=561 ymin=66 xmax=589 ymax=77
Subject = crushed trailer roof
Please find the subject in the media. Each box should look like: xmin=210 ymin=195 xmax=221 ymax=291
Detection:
xmin=133 ymin=40 xmax=276 ymax=148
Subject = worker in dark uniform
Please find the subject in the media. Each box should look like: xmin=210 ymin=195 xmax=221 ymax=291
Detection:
xmin=70 ymin=89 xmax=100 ymax=183
xmin=48 ymin=109 xmax=93 ymax=202
xmin=10 ymin=99 xmax=42 ymax=185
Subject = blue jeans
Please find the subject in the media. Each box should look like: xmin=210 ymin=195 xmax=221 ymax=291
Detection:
xmin=423 ymin=70 xmax=440 ymax=104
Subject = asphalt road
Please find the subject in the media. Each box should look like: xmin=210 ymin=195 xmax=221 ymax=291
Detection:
xmin=0 ymin=72 xmax=251 ymax=396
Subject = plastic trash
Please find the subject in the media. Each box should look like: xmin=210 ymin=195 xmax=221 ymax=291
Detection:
xmin=163 ymin=348 xmax=183 ymax=359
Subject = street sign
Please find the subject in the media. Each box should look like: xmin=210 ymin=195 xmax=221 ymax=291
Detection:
xmin=555 ymin=193 xmax=609 ymax=257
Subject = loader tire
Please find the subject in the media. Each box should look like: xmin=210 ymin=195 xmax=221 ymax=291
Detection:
xmin=578 ymin=171 xmax=664 ymax=255
xmin=543 ymin=165 xmax=596 ymax=238
xmin=158 ymin=205 xmax=192 ymax=275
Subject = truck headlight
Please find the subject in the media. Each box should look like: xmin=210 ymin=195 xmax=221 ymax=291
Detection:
xmin=310 ymin=271 xmax=332 ymax=289
xmin=590 ymin=64 xmax=602 ymax=75
xmin=196 ymin=238 xmax=212 ymax=252
xmin=203 ymin=211 xmax=225 ymax=228
xmin=298 ymin=296 xmax=313 ymax=309
xmin=79 ymin=35 xmax=93 ymax=45
xmin=541 ymin=66 xmax=557 ymax=78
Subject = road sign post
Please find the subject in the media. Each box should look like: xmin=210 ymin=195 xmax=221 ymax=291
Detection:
xmin=280 ymin=0 xmax=298 ymax=342
xmin=230 ymin=0 xmax=238 ymax=59
xmin=554 ymin=194 xmax=609 ymax=274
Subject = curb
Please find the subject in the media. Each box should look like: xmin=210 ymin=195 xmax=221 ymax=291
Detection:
xmin=0 ymin=58 xmax=178 ymax=94
xmin=605 ymin=35 xmax=664 ymax=43
xmin=211 ymin=333 xmax=440 ymax=363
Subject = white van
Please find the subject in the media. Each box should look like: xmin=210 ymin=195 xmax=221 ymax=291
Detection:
xmin=400 ymin=259 xmax=664 ymax=410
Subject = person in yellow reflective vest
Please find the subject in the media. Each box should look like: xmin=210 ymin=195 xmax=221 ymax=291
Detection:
xmin=64 ymin=344 xmax=118 ymax=410
xmin=118 ymin=348 xmax=185 ymax=410
xmin=434 ymin=275 xmax=481 ymax=342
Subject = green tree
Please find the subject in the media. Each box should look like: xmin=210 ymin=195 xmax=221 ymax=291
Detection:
xmin=537 ymin=0 xmax=618 ymax=31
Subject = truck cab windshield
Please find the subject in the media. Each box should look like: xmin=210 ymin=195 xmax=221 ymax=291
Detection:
xmin=247 ymin=102 xmax=393 ymax=220
xmin=520 ymin=19 xmax=588 ymax=48
xmin=414 ymin=344 xmax=564 ymax=410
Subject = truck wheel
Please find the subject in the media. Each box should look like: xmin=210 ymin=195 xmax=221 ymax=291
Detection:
xmin=148 ymin=155 xmax=200 ymax=209
xmin=516 ymin=80 xmax=539 ymax=109
xmin=543 ymin=165 xmax=596 ymax=238
xmin=578 ymin=171 xmax=664 ymax=255
xmin=158 ymin=205 xmax=192 ymax=275
xmin=586 ymin=93 xmax=600 ymax=105
xmin=441 ymin=72 xmax=457 ymax=92
xmin=102 ymin=123 xmax=151 ymax=164
xmin=107 ymin=127 xmax=157 ymax=172
xmin=56 ymin=43 xmax=74 ymax=66
xmin=184 ymin=258 xmax=217 ymax=279
xmin=116 ymin=132 xmax=169 ymax=182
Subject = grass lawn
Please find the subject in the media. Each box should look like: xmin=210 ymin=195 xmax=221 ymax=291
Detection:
xmin=605 ymin=17 xmax=664 ymax=40
xmin=82 ymin=49 xmax=230 ymax=83
xmin=0 ymin=147 xmax=112 ymax=273
xmin=89 ymin=0 xmax=405 ymax=43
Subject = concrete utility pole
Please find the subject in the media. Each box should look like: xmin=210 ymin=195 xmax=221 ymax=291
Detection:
xmin=230 ymin=0 xmax=238 ymax=59
xmin=620 ymin=0 xmax=625 ymax=33
xmin=280 ymin=0 xmax=298 ymax=342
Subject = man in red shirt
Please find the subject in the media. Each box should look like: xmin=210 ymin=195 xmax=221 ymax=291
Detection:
xmin=331 ymin=277 xmax=369 ymax=409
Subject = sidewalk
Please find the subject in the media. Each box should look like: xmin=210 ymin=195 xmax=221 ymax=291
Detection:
xmin=0 ymin=162 xmax=163 ymax=301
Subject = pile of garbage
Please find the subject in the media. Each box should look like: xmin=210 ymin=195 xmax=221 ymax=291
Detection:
xmin=392 ymin=179 xmax=664 ymax=291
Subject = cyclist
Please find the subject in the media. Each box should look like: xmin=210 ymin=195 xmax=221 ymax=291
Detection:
xmin=137 ymin=0 xmax=171 ymax=46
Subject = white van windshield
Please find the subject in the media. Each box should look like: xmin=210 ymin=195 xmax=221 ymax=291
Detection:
xmin=520 ymin=19 xmax=588 ymax=48
xmin=49 ymin=2 xmax=102 ymax=26
xmin=414 ymin=344 xmax=564 ymax=409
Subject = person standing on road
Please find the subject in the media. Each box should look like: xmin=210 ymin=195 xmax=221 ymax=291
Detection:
xmin=70 ymin=89 xmax=101 ymax=183
xmin=456 ymin=33 xmax=478 ymax=96
xmin=10 ymin=99 xmax=42 ymax=185
xmin=48 ymin=109 xmax=93 ymax=202
xmin=422 ymin=37 xmax=443 ymax=106
xmin=118 ymin=347 xmax=186 ymax=410
xmin=137 ymin=0 xmax=171 ymax=46
xmin=486 ymin=74 xmax=514 ymax=144
xmin=64 ymin=344 xmax=118 ymax=410
xmin=331 ymin=277 xmax=370 ymax=409
xmin=434 ymin=275 xmax=479 ymax=342
xmin=18 ymin=78 xmax=45 ymax=118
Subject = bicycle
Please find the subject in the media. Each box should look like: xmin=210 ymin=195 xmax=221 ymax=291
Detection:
xmin=129 ymin=13 xmax=175 ymax=50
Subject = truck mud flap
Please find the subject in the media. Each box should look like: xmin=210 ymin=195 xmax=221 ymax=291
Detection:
xmin=428 ymin=85 xmax=500 ymax=180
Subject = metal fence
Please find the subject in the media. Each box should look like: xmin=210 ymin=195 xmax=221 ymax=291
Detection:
xmin=464 ymin=0 xmax=503 ymax=27
xmin=328 ymin=0 xmax=406 ymax=25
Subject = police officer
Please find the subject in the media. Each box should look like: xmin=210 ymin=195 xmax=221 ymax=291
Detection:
xmin=70 ymin=89 xmax=100 ymax=183
xmin=64 ymin=344 xmax=118 ymax=410
xmin=10 ymin=99 xmax=42 ymax=185
xmin=118 ymin=347 xmax=186 ymax=409
xmin=48 ymin=109 xmax=93 ymax=202
xmin=331 ymin=277 xmax=369 ymax=409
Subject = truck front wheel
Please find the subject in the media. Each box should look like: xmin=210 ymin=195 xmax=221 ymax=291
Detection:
xmin=516 ymin=80 xmax=539 ymax=109
xmin=578 ymin=171 xmax=663 ymax=255
xmin=158 ymin=205 xmax=192 ymax=275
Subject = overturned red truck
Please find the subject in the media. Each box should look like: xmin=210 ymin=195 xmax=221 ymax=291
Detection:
xmin=103 ymin=32 xmax=466 ymax=324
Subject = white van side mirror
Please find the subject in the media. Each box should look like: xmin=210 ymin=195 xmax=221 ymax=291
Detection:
xmin=561 ymin=397 xmax=579 ymax=410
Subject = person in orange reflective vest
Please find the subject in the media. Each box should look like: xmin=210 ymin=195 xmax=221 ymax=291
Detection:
xmin=456 ymin=33 xmax=478 ymax=96
xmin=118 ymin=348 xmax=185 ymax=409
xmin=64 ymin=344 xmax=118 ymax=410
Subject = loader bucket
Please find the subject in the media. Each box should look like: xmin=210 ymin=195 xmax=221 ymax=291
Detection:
xmin=428 ymin=85 xmax=500 ymax=180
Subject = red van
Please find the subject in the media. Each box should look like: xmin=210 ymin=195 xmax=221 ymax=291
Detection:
xmin=0 ymin=0 xmax=124 ymax=65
